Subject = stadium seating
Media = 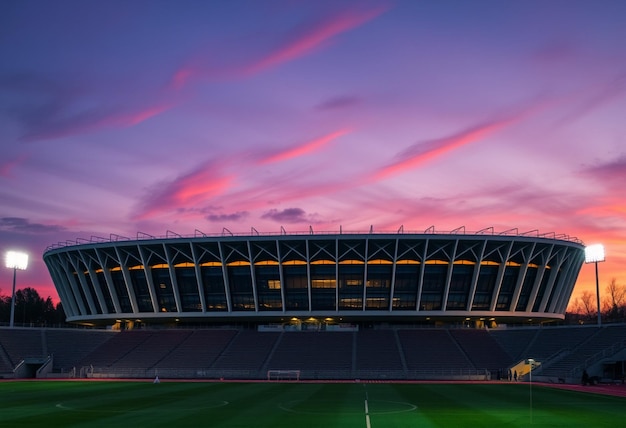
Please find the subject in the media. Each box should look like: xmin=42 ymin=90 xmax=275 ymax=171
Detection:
xmin=154 ymin=329 xmax=237 ymax=369
xmin=2 ymin=324 xmax=625 ymax=382
xmin=398 ymin=329 xmax=472 ymax=371
xmin=211 ymin=330 xmax=280 ymax=370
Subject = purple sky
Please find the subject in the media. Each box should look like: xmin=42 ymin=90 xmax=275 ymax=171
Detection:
xmin=1 ymin=0 xmax=625 ymax=309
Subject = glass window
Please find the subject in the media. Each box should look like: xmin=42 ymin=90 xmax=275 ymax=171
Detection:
xmin=339 ymin=264 xmax=363 ymax=310
xmin=446 ymin=264 xmax=473 ymax=310
xmin=176 ymin=267 xmax=201 ymax=312
xmin=515 ymin=266 xmax=537 ymax=311
xmin=95 ymin=271 xmax=115 ymax=313
xmin=80 ymin=272 xmax=103 ymax=314
xmin=151 ymin=268 xmax=177 ymax=312
xmin=472 ymin=265 xmax=498 ymax=310
xmin=111 ymin=269 xmax=133 ymax=312
xmin=201 ymin=266 xmax=227 ymax=311
xmin=129 ymin=269 xmax=154 ymax=312
xmin=283 ymin=265 xmax=309 ymax=311
xmin=532 ymin=267 xmax=552 ymax=312
xmin=495 ymin=266 xmax=519 ymax=311
xmin=256 ymin=265 xmax=282 ymax=311
xmin=227 ymin=265 xmax=255 ymax=311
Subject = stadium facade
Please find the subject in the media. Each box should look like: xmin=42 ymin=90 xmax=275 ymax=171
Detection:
xmin=43 ymin=230 xmax=585 ymax=328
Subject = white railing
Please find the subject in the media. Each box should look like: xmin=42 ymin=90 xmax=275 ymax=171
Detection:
xmin=45 ymin=226 xmax=583 ymax=251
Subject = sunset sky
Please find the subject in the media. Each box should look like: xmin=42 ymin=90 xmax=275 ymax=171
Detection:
xmin=1 ymin=0 xmax=625 ymax=311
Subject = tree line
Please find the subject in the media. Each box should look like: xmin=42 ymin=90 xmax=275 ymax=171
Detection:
xmin=567 ymin=278 xmax=626 ymax=324
xmin=0 ymin=287 xmax=66 ymax=326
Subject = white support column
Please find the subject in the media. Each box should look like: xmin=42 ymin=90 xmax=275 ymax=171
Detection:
xmin=217 ymin=241 xmax=232 ymax=312
xmin=164 ymin=243 xmax=183 ymax=314
xmin=441 ymin=240 xmax=459 ymax=311
xmin=94 ymin=248 xmax=122 ymax=314
xmin=190 ymin=243 xmax=207 ymax=312
xmin=510 ymin=243 xmax=536 ymax=312
xmin=114 ymin=247 xmax=139 ymax=314
xmin=247 ymin=240 xmax=259 ymax=312
xmin=47 ymin=257 xmax=80 ymax=317
xmin=554 ymin=249 xmax=585 ymax=314
xmin=388 ymin=237 xmax=400 ymax=311
xmin=489 ymin=241 xmax=513 ymax=312
xmin=68 ymin=253 xmax=98 ymax=315
xmin=466 ymin=240 xmax=487 ymax=311
xmin=276 ymin=240 xmax=286 ymax=313
xmin=335 ymin=238 xmax=339 ymax=312
xmin=416 ymin=239 xmax=429 ymax=311
xmin=538 ymin=246 xmax=561 ymax=313
xmin=526 ymin=244 xmax=554 ymax=313
xmin=138 ymin=246 xmax=159 ymax=313
xmin=306 ymin=238 xmax=312 ymax=312
xmin=79 ymin=251 xmax=108 ymax=315
xmin=362 ymin=237 xmax=369 ymax=311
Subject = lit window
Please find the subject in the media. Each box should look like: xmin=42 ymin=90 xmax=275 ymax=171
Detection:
xmin=268 ymin=280 xmax=281 ymax=290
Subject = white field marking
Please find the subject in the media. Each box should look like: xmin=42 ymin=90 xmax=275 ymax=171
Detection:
xmin=278 ymin=399 xmax=416 ymax=415
xmin=364 ymin=383 xmax=371 ymax=428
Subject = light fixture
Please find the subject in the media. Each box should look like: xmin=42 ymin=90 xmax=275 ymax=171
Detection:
xmin=584 ymin=244 xmax=605 ymax=326
xmin=5 ymin=251 xmax=28 ymax=328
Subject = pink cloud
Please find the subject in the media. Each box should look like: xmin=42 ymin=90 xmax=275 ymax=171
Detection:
xmin=170 ymin=6 xmax=388 ymax=88
xmin=372 ymin=114 xmax=525 ymax=181
xmin=259 ymin=128 xmax=350 ymax=164
xmin=123 ymin=104 xmax=172 ymax=127
xmin=243 ymin=6 xmax=388 ymax=76
xmin=20 ymin=102 xmax=173 ymax=142
xmin=134 ymin=160 xmax=235 ymax=220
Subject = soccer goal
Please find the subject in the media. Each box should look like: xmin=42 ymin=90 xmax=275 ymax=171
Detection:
xmin=267 ymin=370 xmax=301 ymax=381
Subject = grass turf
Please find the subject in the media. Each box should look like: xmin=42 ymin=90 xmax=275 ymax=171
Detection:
xmin=0 ymin=381 xmax=624 ymax=427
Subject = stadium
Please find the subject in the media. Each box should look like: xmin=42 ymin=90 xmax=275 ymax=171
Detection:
xmin=2 ymin=228 xmax=626 ymax=424
xmin=42 ymin=229 xmax=585 ymax=328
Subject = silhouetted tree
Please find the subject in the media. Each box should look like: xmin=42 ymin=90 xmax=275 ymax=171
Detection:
xmin=567 ymin=278 xmax=626 ymax=324
xmin=603 ymin=278 xmax=626 ymax=322
xmin=0 ymin=287 xmax=66 ymax=326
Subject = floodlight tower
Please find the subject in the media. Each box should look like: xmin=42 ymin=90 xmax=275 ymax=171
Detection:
xmin=584 ymin=244 xmax=605 ymax=326
xmin=527 ymin=358 xmax=535 ymax=424
xmin=5 ymin=251 xmax=29 ymax=328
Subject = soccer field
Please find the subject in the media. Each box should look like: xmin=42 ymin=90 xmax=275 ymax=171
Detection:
xmin=0 ymin=381 xmax=624 ymax=427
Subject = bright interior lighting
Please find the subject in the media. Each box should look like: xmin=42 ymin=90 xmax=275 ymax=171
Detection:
xmin=584 ymin=244 xmax=605 ymax=263
xmin=6 ymin=251 xmax=28 ymax=270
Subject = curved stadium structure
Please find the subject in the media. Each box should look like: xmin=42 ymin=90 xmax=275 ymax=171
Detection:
xmin=43 ymin=229 xmax=585 ymax=327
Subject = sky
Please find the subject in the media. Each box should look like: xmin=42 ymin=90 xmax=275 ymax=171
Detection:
xmin=1 ymin=0 xmax=625 ymax=311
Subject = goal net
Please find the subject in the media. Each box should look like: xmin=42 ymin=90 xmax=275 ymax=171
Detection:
xmin=267 ymin=370 xmax=301 ymax=381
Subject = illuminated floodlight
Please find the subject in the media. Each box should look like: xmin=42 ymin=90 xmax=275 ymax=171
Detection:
xmin=6 ymin=251 xmax=28 ymax=328
xmin=6 ymin=251 xmax=29 ymax=270
xmin=584 ymin=244 xmax=605 ymax=263
xmin=584 ymin=244 xmax=605 ymax=326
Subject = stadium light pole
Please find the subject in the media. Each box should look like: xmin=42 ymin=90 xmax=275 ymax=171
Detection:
xmin=527 ymin=358 xmax=535 ymax=424
xmin=5 ymin=251 xmax=29 ymax=328
xmin=584 ymin=244 xmax=605 ymax=326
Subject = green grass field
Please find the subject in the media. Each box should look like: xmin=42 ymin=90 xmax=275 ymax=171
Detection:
xmin=0 ymin=381 xmax=624 ymax=427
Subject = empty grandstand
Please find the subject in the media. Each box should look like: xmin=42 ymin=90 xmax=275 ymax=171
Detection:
xmin=1 ymin=324 xmax=625 ymax=383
